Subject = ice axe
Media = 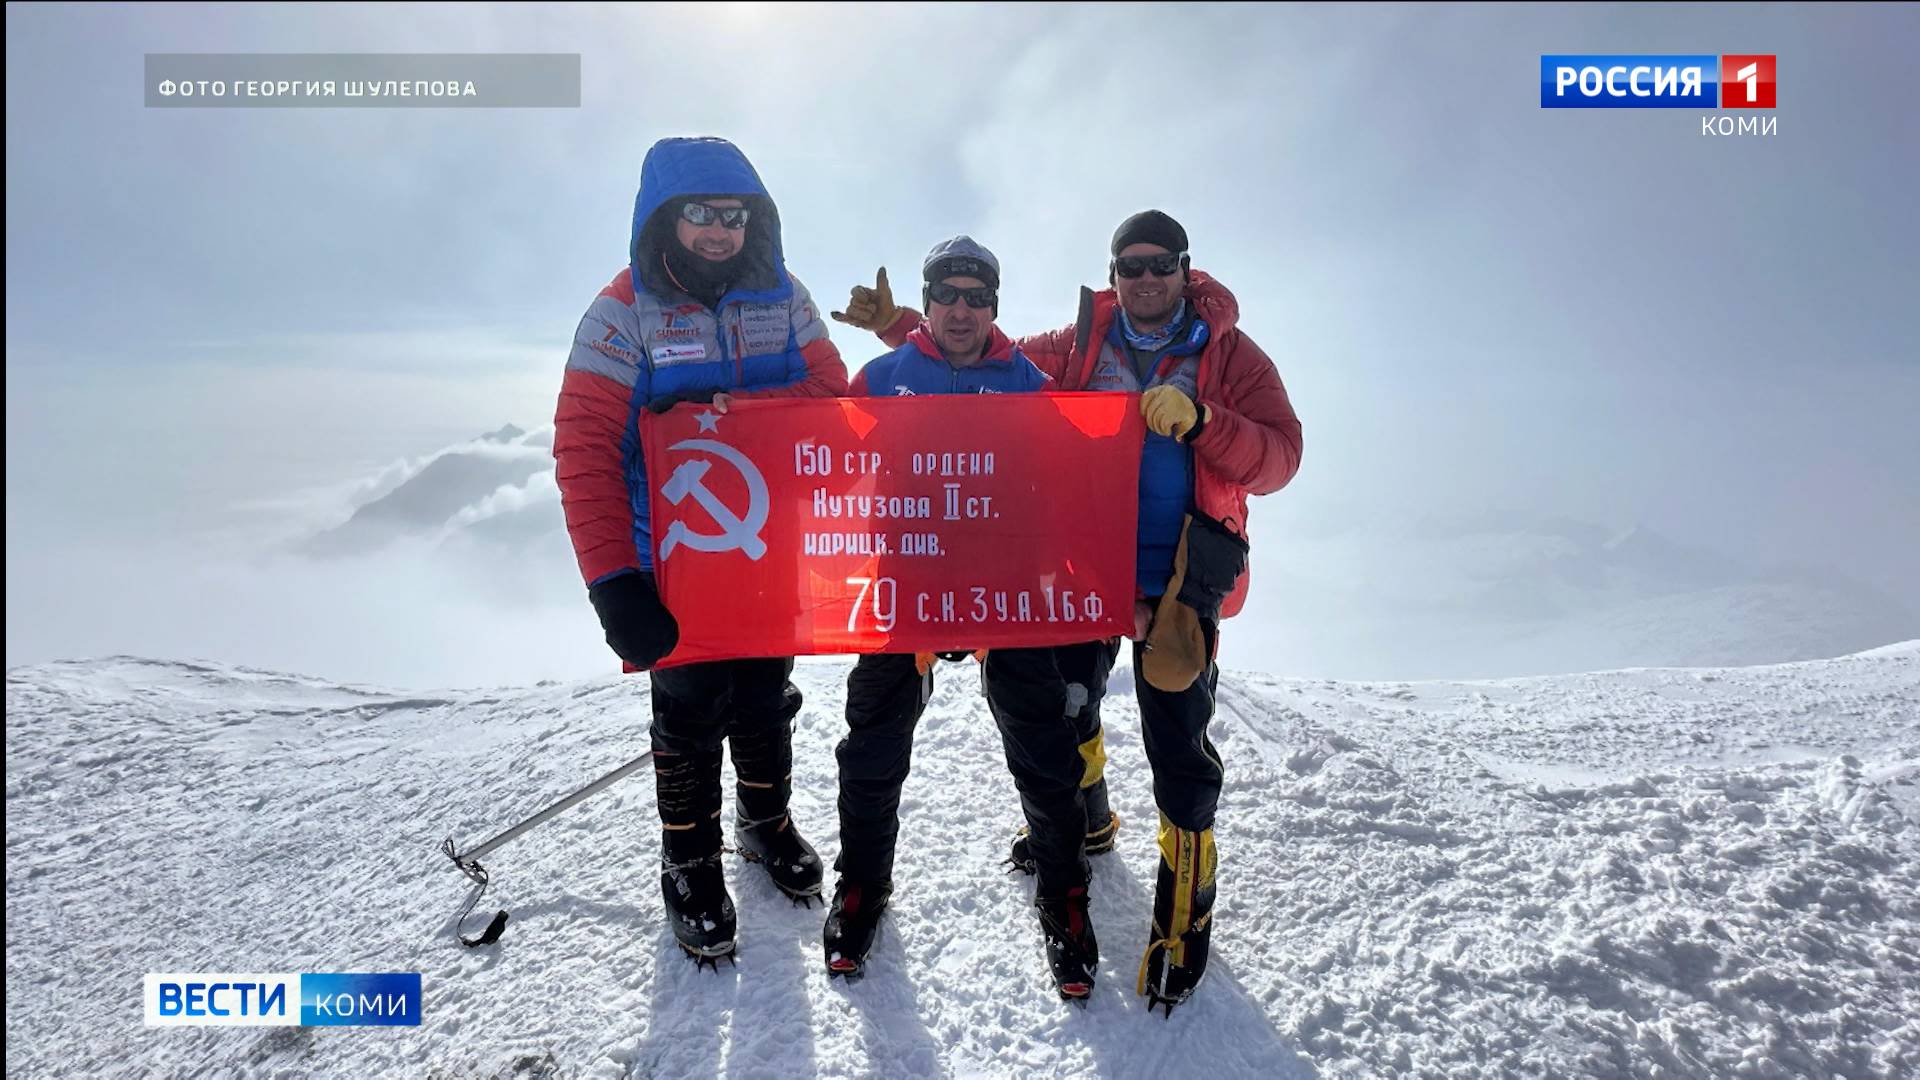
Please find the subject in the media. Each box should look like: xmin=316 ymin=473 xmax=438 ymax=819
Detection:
xmin=441 ymin=749 xmax=656 ymax=947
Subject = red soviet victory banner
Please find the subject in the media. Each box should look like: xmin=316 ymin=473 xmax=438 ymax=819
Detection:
xmin=641 ymin=393 xmax=1142 ymax=666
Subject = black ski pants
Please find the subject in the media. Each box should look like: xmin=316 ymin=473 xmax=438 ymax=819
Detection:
xmin=989 ymin=620 xmax=1224 ymax=893
xmin=833 ymin=653 xmax=935 ymax=886
xmin=648 ymin=657 xmax=802 ymax=861
xmin=833 ymin=641 xmax=1125 ymax=892
xmin=1132 ymin=618 xmax=1224 ymax=832
xmin=981 ymin=646 xmax=1092 ymax=899
xmin=1054 ymin=638 xmax=1119 ymax=823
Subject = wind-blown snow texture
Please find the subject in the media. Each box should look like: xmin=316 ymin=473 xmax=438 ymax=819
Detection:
xmin=6 ymin=646 xmax=1917 ymax=1078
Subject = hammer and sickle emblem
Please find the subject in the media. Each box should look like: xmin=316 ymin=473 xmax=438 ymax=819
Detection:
xmin=658 ymin=438 xmax=770 ymax=561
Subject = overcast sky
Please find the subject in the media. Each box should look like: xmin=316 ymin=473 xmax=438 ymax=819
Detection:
xmin=7 ymin=3 xmax=1916 ymax=684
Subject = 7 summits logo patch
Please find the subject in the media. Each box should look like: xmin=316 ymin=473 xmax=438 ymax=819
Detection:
xmin=1540 ymin=55 xmax=1776 ymax=108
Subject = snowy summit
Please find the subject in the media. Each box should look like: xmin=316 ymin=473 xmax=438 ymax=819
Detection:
xmin=6 ymin=645 xmax=1917 ymax=1077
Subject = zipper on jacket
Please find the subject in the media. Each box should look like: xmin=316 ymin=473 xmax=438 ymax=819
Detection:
xmin=730 ymin=317 xmax=744 ymax=385
xmin=707 ymin=287 xmax=742 ymax=389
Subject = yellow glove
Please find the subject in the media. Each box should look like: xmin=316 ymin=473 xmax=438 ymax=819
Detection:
xmin=1141 ymin=385 xmax=1205 ymax=441
xmin=1141 ymin=519 xmax=1209 ymax=692
xmin=830 ymin=267 xmax=900 ymax=332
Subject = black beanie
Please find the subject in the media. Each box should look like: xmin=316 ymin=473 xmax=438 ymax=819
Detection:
xmin=1111 ymin=210 xmax=1188 ymax=256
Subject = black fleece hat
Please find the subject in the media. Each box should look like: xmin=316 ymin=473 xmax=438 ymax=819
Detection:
xmin=1110 ymin=210 xmax=1189 ymax=256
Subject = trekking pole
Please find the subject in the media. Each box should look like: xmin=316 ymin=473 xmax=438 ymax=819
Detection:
xmin=442 ymin=749 xmax=656 ymax=947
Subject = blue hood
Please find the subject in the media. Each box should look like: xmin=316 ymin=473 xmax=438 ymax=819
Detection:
xmin=630 ymin=137 xmax=790 ymax=304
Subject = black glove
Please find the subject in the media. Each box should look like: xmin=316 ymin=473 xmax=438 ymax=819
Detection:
xmin=646 ymin=389 xmax=719 ymax=415
xmin=587 ymin=571 xmax=679 ymax=669
xmin=1172 ymin=512 xmax=1249 ymax=621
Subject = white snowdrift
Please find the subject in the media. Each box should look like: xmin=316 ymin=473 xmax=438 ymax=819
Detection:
xmin=5 ymin=645 xmax=1916 ymax=1077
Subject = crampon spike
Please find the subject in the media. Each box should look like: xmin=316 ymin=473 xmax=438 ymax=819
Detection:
xmin=680 ymin=940 xmax=738 ymax=971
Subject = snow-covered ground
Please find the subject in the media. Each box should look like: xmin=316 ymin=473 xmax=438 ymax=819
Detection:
xmin=6 ymin=645 xmax=1917 ymax=1078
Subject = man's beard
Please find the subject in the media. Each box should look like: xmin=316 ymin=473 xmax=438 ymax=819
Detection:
xmin=664 ymin=240 xmax=745 ymax=306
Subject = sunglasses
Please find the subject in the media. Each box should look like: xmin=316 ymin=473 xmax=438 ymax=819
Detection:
xmin=1112 ymin=252 xmax=1186 ymax=279
xmin=680 ymin=202 xmax=751 ymax=229
xmin=926 ymin=282 xmax=997 ymax=309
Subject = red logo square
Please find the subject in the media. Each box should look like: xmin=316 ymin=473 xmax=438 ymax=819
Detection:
xmin=1721 ymin=55 xmax=1776 ymax=108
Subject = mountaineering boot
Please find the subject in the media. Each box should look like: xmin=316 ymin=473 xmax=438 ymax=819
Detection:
xmin=1036 ymin=886 xmax=1099 ymax=1003
xmin=653 ymin=744 xmax=734 ymax=967
xmin=1007 ymin=812 xmax=1121 ymax=874
xmin=1007 ymin=777 xmax=1120 ymax=874
xmin=1138 ymin=816 xmax=1216 ymax=1016
xmin=736 ymin=813 xmax=824 ymax=905
xmin=661 ymin=848 xmax=737 ymax=967
xmin=823 ymin=878 xmax=892 ymax=979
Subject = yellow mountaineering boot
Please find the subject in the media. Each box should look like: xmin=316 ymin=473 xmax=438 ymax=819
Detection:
xmin=1138 ymin=814 xmax=1217 ymax=1016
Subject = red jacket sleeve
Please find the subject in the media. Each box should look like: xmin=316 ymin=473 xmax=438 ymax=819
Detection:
xmin=553 ymin=366 xmax=640 ymax=586
xmin=876 ymin=308 xmax=919 ymax=350
xmin=1015 ymin=323 xmax=1081 ymax=384
xmin=1191 ymin=333 xmax=1302 ymax=495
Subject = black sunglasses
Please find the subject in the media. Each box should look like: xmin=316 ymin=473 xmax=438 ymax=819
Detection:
xmin=680 ymin=202 xmax=751 ymax=229
xmin=1112 ymin=252 xmax=1186 ymax=279
xmin=926 ymin=282 xmax=997 ymax=309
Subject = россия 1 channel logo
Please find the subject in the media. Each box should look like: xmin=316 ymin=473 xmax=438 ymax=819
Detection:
xmin=1540 ymin=55 xmax=1776 ymax=108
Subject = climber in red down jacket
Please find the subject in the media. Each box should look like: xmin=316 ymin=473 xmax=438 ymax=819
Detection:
xmin=554 ymin=136 xmax=847 ymax=964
